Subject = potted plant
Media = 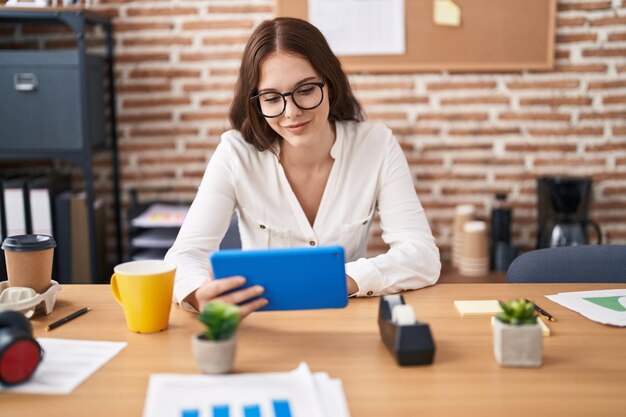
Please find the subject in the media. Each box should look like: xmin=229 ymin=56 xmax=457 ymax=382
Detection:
xmin=191 ymin=301 xmax=240 ymax=374
xmin=492 ymin=298 xmax=542 ymax=367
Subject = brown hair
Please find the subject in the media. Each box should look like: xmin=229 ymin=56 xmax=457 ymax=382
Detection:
xmin=229 ymin=17 xmax=364 ymax=152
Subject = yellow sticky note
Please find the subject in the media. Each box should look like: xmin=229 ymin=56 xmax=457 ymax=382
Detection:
xmin=434 ymin=0 xmax=461 ymax=27
xmin=454 ymin=300 xmax=502 ymax=316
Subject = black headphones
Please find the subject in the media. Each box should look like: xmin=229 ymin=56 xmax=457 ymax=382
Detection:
xmin=0 ymin=311 xmax=44 ymax=386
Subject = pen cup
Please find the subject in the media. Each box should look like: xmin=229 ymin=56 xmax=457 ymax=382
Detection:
xmin=110 ymin=260 xmax=176 ymax=333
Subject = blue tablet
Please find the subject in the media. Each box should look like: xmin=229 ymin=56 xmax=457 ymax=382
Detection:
xmin=210 ymin=245 xmax=348 ymax=311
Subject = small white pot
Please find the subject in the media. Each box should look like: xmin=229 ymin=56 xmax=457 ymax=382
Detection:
xmin=191 ymin=334 xmax=237 ymax=374
xmin=492 ymin=318 xmax=542 ymax=368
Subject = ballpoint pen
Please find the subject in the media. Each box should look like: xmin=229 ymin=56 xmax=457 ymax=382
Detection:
xmin=525 ymin=299 xmax=555 ymax=322
xmin=45 ymin=307 xmax=92 ymax=331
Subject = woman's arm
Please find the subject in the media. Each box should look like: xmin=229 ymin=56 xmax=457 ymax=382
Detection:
xmin=346 ymin=133 xmax=441 ymax=296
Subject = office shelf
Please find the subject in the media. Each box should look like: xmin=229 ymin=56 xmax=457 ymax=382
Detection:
xmin=0 ymin=7 xmax=122 ymax=281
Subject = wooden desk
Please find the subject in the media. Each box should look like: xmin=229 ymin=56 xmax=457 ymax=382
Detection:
xmin=3 ymin=284 xmax=625 ymax=417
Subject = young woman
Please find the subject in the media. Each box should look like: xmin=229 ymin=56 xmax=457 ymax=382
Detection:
xmin=165 ymin=17 xmax=440 ymax=316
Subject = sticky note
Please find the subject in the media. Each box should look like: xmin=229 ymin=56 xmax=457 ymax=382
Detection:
xmin=454 ymin=300 xmax=502 ymax=316
xmin=434 ymin=0 xmax=461 ymax=27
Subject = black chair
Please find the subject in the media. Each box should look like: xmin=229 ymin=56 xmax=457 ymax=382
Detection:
xmin=506 ymin=245 xmax=626 ymax=283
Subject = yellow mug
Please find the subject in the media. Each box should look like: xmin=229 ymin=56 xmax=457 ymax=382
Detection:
xmin=111 ymin=260 xmax=176 ymax=333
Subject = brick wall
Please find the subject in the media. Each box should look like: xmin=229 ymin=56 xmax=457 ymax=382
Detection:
xmin=6 ymin=0 xmax=626 ymax=262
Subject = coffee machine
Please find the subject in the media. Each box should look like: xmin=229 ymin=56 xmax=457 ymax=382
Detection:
xmin=536 ymin=176 xmax=602 ymax=248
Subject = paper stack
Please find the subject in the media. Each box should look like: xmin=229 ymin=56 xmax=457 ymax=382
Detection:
xmin=143 ymin=363 xmax=350 ymax=417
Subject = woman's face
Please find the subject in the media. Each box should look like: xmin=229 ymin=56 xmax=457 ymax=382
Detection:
xmin=257 ymin=52 xmax=332 ymax=150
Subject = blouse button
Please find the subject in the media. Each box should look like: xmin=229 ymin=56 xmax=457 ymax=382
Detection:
xmin=259 ymin=224 xmax=266 ymax=229
xmin=309 ymin=241 xmax=316 ymax=246
xmin=362 ymin=220 xmax=368 ymax=225
xmin=367 ymin=291 xmax=373 ymax=296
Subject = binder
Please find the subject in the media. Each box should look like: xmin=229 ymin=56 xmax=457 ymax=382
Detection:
xmin=28 ymin=174 xmax=71 ymax=237
xmin=54 ymin=190 xmax=73 ymax=285
xmin=2 ymin=175 xmax=32 ymax=237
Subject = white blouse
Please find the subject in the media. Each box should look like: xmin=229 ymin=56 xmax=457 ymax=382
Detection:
xmin=165 ymin=121 xmax=441 ymax=306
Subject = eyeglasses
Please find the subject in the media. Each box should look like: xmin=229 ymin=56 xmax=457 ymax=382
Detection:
xmin=251 ymin=80 xmax=325 ymax=118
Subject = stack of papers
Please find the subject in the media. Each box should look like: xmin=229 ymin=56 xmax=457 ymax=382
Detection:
xmin=131 ymin=204 xmax=189 ymax=228
xmin=547 ymin=289 xmax=626 ymax=327
xmin=143 ymin=363 xmax=350 ymax=417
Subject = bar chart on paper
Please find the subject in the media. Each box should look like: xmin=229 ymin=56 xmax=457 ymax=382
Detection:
xmin=143 ymin=363 xmax=350 ymax=417
xmin=180 ymin=400 xmax=293 ymax=417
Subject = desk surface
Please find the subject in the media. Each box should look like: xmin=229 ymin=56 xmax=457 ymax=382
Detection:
xmin=3 ymin=284 xmax=626 ymax=417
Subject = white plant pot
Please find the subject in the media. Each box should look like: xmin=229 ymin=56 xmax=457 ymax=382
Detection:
xmin=191 ymin=334 xmax=237 ymax=374
xmin=492 ymin=318 xmax=542 ymax=368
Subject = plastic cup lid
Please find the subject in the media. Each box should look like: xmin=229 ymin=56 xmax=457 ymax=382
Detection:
xmin=1 ymin=234 xmax=57 ymax=252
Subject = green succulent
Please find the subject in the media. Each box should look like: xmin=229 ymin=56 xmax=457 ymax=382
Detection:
xmin=197 ymin=301 xmax=240 ymax=341
xmin=496 ymin=298 xmax=537 ymax=325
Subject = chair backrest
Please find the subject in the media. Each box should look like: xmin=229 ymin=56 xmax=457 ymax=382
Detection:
xmin=219 ymin=216 xmax=241 ymax=250
xmin=506 ymin=245 xmax=626 ymax=283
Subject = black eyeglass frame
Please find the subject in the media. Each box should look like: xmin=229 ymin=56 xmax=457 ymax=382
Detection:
xmin=250 ymin=80 xmax=326 ymax=119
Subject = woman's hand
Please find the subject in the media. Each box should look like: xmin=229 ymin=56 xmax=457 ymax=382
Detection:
xmin=186 ymin=276 xmax=268 ymax=318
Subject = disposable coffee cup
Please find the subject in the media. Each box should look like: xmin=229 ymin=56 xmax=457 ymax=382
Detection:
xmin=462 ymin=221 xmax=489 ymax=259
xmin=2 ymin=234 xmax=56 ymax=294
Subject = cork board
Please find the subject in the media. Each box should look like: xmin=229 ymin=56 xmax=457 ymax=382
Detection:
xmin=276 ymin=0 xmax=556 ymax=73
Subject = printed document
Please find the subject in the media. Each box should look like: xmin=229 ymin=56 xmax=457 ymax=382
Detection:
xmin=308 ymin=0 xmax=405 ymax=55
xmin=0 ymin=338 xmax=127 ymax=394
xmin=143 ymin=363 xmax=350 ymax=417
xmin=547 ymin=289 xmax=626 ymax=327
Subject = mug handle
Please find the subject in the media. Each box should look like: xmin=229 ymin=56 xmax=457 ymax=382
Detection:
xmin=110 ymin=273 xmax=123 ymax=305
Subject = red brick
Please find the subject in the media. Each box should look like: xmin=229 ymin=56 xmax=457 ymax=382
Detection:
xmin=200 ymin=98 xmax=232 ymax=106
xmin=139 ymin=155 xmax=207 ymax=165
xmin=505 ymin=144 xmax=577 ymax=152
xmin=360 ymin=96 xmax=428 ymax=105
xmin=603 ymin=186 xmax=626 ymax=196
xmin=122 ymin=37 xmax=193 ymax=47
xmin=182 ymin=82 xmax=236 ymax=92
xmin=494 ymin=172 xmax=540 ymax=181
xmin=180 ymin=112 xmax=229 ymax=121
xmin=22 ymin=24 xmax=72 ymax=34
xmin=590 ymin=16 xmax=626 ymax=26
xmin=440 ymin=96 xmax=509 ymax=105
xmin=405 ymin=157 xmax=445 ymax=166
xmin=202 ymin=35 xmax=249 ymax=46
xmin=582 ymin=48 xmax=626 ymax=57
xmin=209 ymin=68 xmax=238 ymax=76
xmin=608 ymin=32 xmax=626 ymax=42
xmin=552 ymin=64 xmax=608 ymax=73
xmin=126 ymin=7 xmax=198 ymax=16
xmin=426 ymin=81 xmax=497 ymax=91
xmin=121 ymin=169 xmax=179 ymax=181
xmin=130 ymin=69 xmax=201 ymax=79
xmin=207 ymin=5 xmax=273 ymax=13
xmin=124 ymin=98 xmax=191 ymax=109
xmin=533 ymin=158 xmax=605 ymax=167
xmin=506 ymin=80 xmax=579 ymax=89
xmin=182 ymin=20 xmax=255 ymax=30
xmin=415 ymin=172 xmax=487 ymax=181
xmin=557 ymin=17 xmax=587 ymax=27
xmin=579 ymin=111 xmax=626 ymax=121
xmin=130 ymin=128 xmax=199 ymax=137
xmin=116 ymin=83 xmax=171 ymax=93
xmin=558 ymin=1 xmax=612 ymax=10
xmin=588 ymin=80 xmax=626 ymax=89
xmin=619 ymin=65 xmax=626 ymax=73
xmin=119 ymin=141 xmax=176 ymax=152
xmin=418 ymin=112 xmax=488 ymax=121
xmin=185 ymin=142 xmax=219 ymax=151
xmin=179 ymin=52 xmax=243 ymax=62
xmin=114 ymin=22 xmax=173 ymax=32
xmin=367 ymin=112 xmax=407 ymax=120
xmin=117 ymin=53 xmax=170 ymax=63
xmin=498 ymin=112 xmax=571 ymax=122
xmin=117 ymin=112 xmax=172 ymax=123
xmin=452 ymin=157 xmax=524 ymax=166
xmin=519 ymin=96 xmax=592 ymax=106
xmin=618 ymin=157 xmax=626 ymax=167
xmin=585 ymin=141 xmax=626 ymax=152
xmin=352 ymin=81 xmax=414 ymax=91
xmin=614 ymin=126 xmax=626 ymax=135
xmin=557 ymin=33 xmax=597 ymax=43
xmin=528 ymin=127 xmax=604 ymax=136
xmin=603 ymin=95 xmax=626 ymax=105
xmin=422 ymin=143 xmax=492 ymax=152
xmin=555 ymin=49 xmax=571 ymax=59
xmin=392 ymin=127 xmax=440 ymax=136
xmin=448 ymin=128 xmax=520 ymax=136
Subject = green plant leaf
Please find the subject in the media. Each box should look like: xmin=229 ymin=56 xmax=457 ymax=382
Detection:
xmin=197 ymin=301 xmax=241 ymax=341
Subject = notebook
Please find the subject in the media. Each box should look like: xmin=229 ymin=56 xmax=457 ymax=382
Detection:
xmin=210 ymin=246 xmax=348 ymax=311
